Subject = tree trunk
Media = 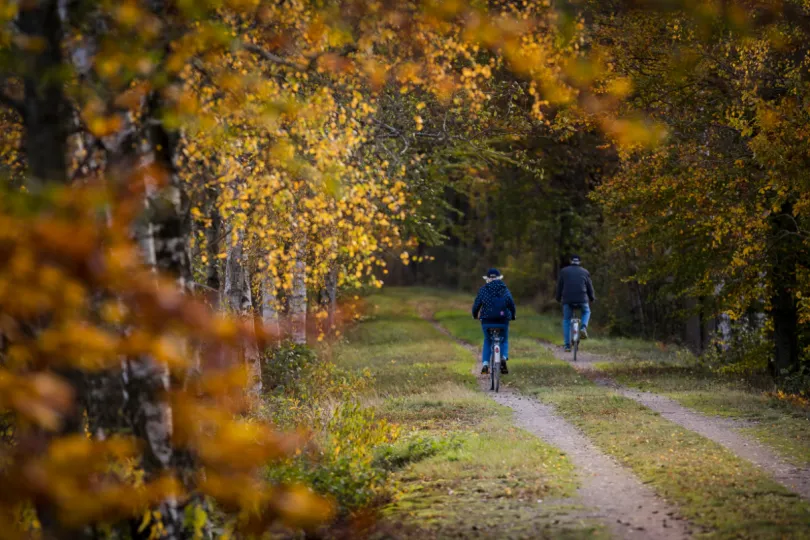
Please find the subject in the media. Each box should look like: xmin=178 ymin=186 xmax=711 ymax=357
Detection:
xmin=17 ymin=0 xmax=68 ymax=188
xmin=205 ymin=186 xmax=222 ymax=308
xmin=16 ymin=5 xmax=83 ymax=536
xmin=122 ymin=91 xmax=190 ymax=538
xmin=262 ymin=273 xmax=280 ymax=344
xmin=632 ymin=281 xmax=647 ymax=337
xmin=702 ymin=313 xmax=717 ymax=353
xmin=290 ymin=234 xmax=308 ymax=344
xmin=146 ymin=94 xmax=192 ymax=291
xmin=125 ymin=163 xmax=183 ymax=538
xmin=325 ymin=265 xmax=338 ymax=333
xmin=771 ymin=282 xmax=798 ymax=376
xmin=224 ymin=226 xmax=250 ymax=313
xmin=684 ymin=297 xmax=702 ymax=355
xmin=769 ymin=202 xmax=800 ymax=376
xmin=224 ymin=225 xmax=262 ymax=397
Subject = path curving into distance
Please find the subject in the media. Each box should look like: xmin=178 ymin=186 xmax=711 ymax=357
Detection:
xmin=428 ymin=318 xmax=693 ymax=540
xmin=546 ymin=342 xmax=810 ymax=501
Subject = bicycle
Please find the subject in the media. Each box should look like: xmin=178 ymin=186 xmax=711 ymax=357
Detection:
xmin=486 ymin=326 xmax=506 ymax=392
xmin=570 ymin=317 xmax=581 ymax=362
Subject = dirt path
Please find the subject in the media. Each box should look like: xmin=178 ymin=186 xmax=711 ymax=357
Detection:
xmin=546 ymin=342 xmax=810 ymax=501
xmin=429 ymin=319 xmax=693 ymax=539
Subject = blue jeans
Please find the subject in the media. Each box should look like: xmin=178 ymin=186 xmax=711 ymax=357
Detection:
xmin=482 ymin=324 xmax=509 ymax=365
xmin=563 ymin=303 xmax=590 ymax=348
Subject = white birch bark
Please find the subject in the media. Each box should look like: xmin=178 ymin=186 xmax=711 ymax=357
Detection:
xmin=224 ymin=224 xmax=262 ymax=397
xmin=290 ymin=233 xmax=308 ymax=345
xmin=261 ymin=273 xmax=280 ymax=344
xmin=130 ymin=162 xmax=177 ymax=477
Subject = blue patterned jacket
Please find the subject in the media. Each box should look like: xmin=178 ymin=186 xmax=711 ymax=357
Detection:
xmin=472 ymin=280 xmax=516 ymax=323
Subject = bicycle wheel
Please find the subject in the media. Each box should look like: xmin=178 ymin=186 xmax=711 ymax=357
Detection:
xmin=492 ymin=334 xmax=501 ymax=392
xmin=489 ymin=339 xmax=495 ymax=390
xmin=572 ymin=339 xmax=579 ymax=362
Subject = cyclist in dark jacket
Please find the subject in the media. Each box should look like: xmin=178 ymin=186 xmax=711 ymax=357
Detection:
xmin=472 ymin=268 xmax=516 ymax=375
xmin=555 ymin=255 xmax=595 ymax=351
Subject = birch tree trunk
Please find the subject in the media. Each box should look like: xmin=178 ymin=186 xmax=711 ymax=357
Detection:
xmin=126 ymin=161 xmax=183 ymax=538
xmin=290 ymin=233 xmax=308 ymax=344
xmin=262 ymin=273 xmax=281 ymax=345
xmin=120 ymin=88 xmax=192 ymax=538
xmin=224 ymin=225 xmax=262 ymax=397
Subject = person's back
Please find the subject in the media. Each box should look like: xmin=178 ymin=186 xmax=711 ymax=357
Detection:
xmin=557 ymin=264 xmax=593 ymax=305
xmin=472 ymin=268 xmax=516 ymax=374
xmin=556 ymin=255 xmax=595 ymax=352
xmin=475 ymin=281 xmax=514 ymax=323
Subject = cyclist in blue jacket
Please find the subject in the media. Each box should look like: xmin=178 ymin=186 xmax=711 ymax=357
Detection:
xmin=472 ymin=268 xmax=516 ymax=375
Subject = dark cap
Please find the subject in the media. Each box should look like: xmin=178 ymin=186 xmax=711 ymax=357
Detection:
xmin=570 ymin=255 xmax=581 ymax=265
xmin=485 ymin=268 xmax=501 ymax=278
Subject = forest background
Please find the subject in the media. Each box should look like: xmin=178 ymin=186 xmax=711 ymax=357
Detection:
xmin=1 ymin=0 xmax=809 ymax=537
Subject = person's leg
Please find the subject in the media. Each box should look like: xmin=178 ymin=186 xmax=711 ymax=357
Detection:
xmin=481 ymin=326 xmax=492 ymax=366
xmin=501 ymin=325 xmax=510 ymax=373
xmin=581 ymin=303 xmax=591 ymax=328
xmin=562 ymin=304 xmax=572 ymax=348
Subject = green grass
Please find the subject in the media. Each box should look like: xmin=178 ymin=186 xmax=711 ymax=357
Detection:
xmin=598 ymin=360 xmax=810 ymax=466
xmin=513 ymin=310 xmax=691 ymax=364
xmin=427 ymin=287 xmax=810 ymax=467
xmin=422 ymin=293 xmax=810 ymax=539
xmin=431 ymin=287 xmax=688 ymax=363
xmin=335 ymin=290 xmax=604 ymax=538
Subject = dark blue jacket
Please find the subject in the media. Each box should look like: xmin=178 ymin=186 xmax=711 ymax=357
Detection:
xmin=556 ymin=264 xmax=595 ymax=305
xmin=472 ymin=280 xmax=516 ymax=323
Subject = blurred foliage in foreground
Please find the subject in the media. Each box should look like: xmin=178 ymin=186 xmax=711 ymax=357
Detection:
xmin=3 ymin=0 xmax=810 ymax=536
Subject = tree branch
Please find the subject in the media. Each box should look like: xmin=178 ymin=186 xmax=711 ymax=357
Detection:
xmin=243 ymin=43 xmax=308 ymax=71
xmin=243 ymin=43 xmax=358 ymax=73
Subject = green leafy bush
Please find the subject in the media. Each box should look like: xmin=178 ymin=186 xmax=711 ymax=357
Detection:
xmin=260 ymin=343 xmax=397 ymax=513
xmin=266 ymin=402 xmax=398 ymax=512
xmin=261 ymin=341 xmax=320 ymax=393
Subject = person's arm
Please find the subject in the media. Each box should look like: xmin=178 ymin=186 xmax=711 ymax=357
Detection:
xmin=586 ymin=272 xmax=595 ymax=303
xmin=472 ymin=290 xmax=483 ymax=319
xmin=555 ymin=272 xmax=563 ymax=303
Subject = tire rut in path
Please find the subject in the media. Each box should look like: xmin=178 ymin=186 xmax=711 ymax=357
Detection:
xmin=547 ymin=342 xmax=810 ymax=501
xmin=428 ymin=319 xmax=693 ymax=539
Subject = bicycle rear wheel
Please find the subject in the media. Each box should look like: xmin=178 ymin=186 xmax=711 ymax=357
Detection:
xmin=572 ymin=339 xmax=579 ymax=362
xmin=493 ymin=336 xmax=501 ymax=393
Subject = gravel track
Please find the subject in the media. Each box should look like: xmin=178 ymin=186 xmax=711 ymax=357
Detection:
xmin=547 ymin=342 xmax=810 ymax=501
xmin=429 ymin=319 xmax=693 ymax=539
